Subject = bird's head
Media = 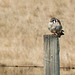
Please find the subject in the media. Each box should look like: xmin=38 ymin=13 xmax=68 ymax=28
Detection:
xmin=50 ymin=17 xmax=61 ymax=24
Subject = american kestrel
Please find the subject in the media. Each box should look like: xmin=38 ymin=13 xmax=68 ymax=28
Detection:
xmin=48 ymin=18 xmax=64 ymax=37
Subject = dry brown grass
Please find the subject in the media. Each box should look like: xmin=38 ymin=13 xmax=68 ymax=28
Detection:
xmin=0 ymin=0 xmax=75 ymax=68
xmin=0 ymin=67 xmax=75 ymax=75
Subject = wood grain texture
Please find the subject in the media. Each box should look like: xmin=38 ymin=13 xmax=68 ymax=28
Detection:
xmin=44 ymin=35 xmax=60 ymax=75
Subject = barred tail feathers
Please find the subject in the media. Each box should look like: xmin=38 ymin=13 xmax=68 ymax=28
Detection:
xmin=57 ymin=30 xmax=64 ymax=37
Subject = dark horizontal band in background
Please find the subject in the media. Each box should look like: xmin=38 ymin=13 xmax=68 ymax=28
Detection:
xmin=0 ymin=65 xmax=75 ymax=69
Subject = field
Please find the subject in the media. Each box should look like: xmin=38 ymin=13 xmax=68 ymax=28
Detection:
xmin=0 ymin=0 xmax=75 ymax=75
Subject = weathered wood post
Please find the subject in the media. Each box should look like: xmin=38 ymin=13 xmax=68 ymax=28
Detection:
xmin=44 ymin=35 xmax=60 ymax=75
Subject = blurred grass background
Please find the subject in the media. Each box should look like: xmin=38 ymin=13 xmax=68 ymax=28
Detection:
xmin=0 ymin=0 xmax=75 ymax=75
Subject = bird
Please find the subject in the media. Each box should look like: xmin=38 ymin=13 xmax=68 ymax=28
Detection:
xmin=48 ymin=17 xmax=64 ymax=37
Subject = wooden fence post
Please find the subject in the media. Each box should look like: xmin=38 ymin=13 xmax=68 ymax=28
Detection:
xmin=44 ymin=35 xmax=60 ymax=75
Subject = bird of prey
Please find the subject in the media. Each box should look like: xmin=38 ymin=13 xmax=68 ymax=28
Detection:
xmin=48 ymin=17 xmax=64 ymax=37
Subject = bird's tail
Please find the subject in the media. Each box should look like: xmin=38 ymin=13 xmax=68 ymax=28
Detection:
xmin=58 ymin=30 xmax=64 ymax=37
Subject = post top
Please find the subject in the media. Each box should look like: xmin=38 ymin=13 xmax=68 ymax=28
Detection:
xmin=43 ymin=35 xmax=59 ymax=38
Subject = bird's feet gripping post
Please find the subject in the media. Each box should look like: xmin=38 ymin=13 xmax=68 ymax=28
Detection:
xmin=52 ymin=33 xmax=57 ymax=35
